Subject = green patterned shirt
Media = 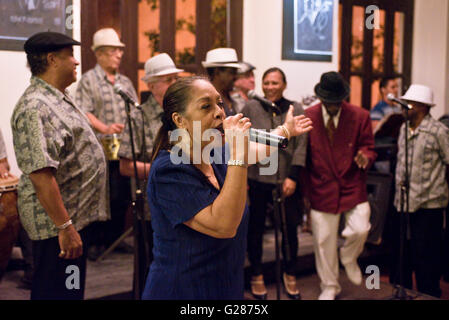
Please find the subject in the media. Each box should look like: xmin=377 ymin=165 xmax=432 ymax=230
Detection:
xmin=118 ymin=94 xmax=163 ymax=219
xmin=394 ymin=115 xmax=449 ymax=212
xmin=75 ymin=64 xmax=138 ymax=127
xmin=11 ymin=76 xmax=109 ymax=240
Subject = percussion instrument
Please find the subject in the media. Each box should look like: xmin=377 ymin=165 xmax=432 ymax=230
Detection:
xmin=100 ymin=134 xmax=121 ymax=161
xmin=0 ymin=174 xmax=20 ymax=281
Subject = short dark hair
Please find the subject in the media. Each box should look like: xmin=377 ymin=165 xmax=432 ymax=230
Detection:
xmin=262 ymin=67 xmax=287 ymax=84
xmin=27 ymin=52 xmax=50 ymax=76
xmin=379 ymin=76 xmax=397 ymax=90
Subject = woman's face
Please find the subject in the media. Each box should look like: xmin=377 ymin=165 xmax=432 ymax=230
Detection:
xmin=262 ymin=71 xmax=286 ymax=102
xmin=176 ymin=79 xmax=226 ymax=149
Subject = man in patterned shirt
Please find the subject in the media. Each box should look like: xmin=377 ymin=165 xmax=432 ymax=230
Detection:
xmin=11 ymin=32 xmax=108 ymax=299
xmin=118 ymin=53 xmax=183 ymax=291
xmin=391 ymin=84 xmax=449 ymax=298
xmin=76 ymin=28 xmax=138 ymax=258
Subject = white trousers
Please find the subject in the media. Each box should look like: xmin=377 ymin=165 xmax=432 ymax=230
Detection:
xmin=310 ymin=202 xmax=371 ymax=292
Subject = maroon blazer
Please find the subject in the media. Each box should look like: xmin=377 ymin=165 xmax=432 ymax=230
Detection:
xmin=304 ymin=102 xmax=377 ymax=214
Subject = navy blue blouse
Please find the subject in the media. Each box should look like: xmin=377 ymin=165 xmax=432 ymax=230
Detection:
xmin=142 ymin=148 xmax=249 ymax=300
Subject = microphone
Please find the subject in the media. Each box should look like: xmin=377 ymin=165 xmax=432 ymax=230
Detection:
xmin=387 ymin=93 xmax=412 ymax=110
xmin=247 ymin=90 xmax=281 ymax=114
xmin=114 ymin=84 xmax=140 ymax=108
xmin=249 ymin=128 xmax=288 ymax=149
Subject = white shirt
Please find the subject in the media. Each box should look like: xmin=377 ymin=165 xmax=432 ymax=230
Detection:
xmin=321 ymin=105 xmax=342 ymax=128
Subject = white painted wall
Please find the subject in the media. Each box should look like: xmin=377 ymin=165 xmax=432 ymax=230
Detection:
xmin=410 ymin=0 xmax=449 ymax=118
xmin=242 ymin=0 xmax=340 ymax=103
xmin=0 ymin=0 xmax=81 ymax=177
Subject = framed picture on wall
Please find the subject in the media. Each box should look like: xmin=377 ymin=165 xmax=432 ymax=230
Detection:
xmin=282 ymin=0 xmax=334 ymax=61
xmin=0 ymin=0 xmax=73 ymax=51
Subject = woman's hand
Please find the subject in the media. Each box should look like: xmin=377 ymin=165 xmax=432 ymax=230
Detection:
xmin=223 ymin=113 xmax=251 ymax=162
xmin=283 ymin=105 xmax=313 ymax=138
xmin=282 ymin=177 xmax=297 ymax=198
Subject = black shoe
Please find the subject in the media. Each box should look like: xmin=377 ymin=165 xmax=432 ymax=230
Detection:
xmin=443 ymin=273 xmax=449 ymax=283
xmin=87 ymin=245 xmax=105 ymax=261
xmin=283 ymin=273 xmax=301 ymax=300
xmin=250 ymin=276 xmax=267 ymax=300
xmin=113 ymin=241 xmax=134 ymax=254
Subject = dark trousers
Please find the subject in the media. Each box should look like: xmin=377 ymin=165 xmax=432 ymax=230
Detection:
xmin=31 ymin=225 xmax=93 ymax=300
xmin=247 ymin=179 xmax=301 ymax=276
xmin=91 ymin=161 xmax=131 ymax=247
xmin=389 ymin=208 xmax=444 ymax=298
xmin=134 ymin=220 xmax=153 ymax=298
xmin=443 ymin=208 xmax=449 ymax=280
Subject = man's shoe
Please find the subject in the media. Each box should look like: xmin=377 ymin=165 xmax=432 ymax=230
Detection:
xmin=114 ymin=241 xmax=134 ymax=254
xmin=250 ymin=275 xmax=267 ymax=300
xmin=318 ymin=287 xmax=341 ymax=300
xmin=283 ymin=273 xmax=301 ymax=300
xmin=87 ymin=245 xmax=105 ymax=261
xmin=343 ymin=262 xmax=362 ymax=285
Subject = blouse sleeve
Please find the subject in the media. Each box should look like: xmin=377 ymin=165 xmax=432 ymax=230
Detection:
xmin=149 ymin=162 xmax=217 ymax=228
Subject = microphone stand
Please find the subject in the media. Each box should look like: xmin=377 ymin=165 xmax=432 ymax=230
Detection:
xmin=389 ymin=106 xmax=413 ymax=300
xmin=269 ymin=105 xmax=291 ymax=300
xmin=123 ymin=99 xmax=150 ymax=300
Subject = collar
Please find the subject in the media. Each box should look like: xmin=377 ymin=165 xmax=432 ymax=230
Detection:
xmin=94 ymin=64 xmax=122 ymax=83
xmin=409 ymin=114 xmax=431 ymax=137
xmin=321 ymin=104 xmax=342 ymax=127
xmin=31 ymin=76 xmax=68 ymax=102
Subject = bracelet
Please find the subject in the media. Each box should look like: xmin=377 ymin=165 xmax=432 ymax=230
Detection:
xmin=227 ymin=159 xmax=247 ymax=167
xmin=57 ymin=219 xmax=73 ymax=230
xmin=278 ymin=125 xmax=290 ymax=140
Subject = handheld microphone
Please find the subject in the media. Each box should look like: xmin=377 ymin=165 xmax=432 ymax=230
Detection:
xmin=249 ymin=128 xmax=288 ymax=149
xmin=387 ymin=93 xmax=412 ymax=110
xmin=114 ymin=84 xmax=140 ymax=109
xmin=247 ymin=90 xmax=281 ymax=114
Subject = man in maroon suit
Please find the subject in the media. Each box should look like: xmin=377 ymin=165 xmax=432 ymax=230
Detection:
xmin=304 ymin=72 xmax=377 ymax=300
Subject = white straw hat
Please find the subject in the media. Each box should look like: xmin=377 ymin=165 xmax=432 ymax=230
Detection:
xmin=91 ymin=28 xmax=125 ymax=51
xmin=401 ymin=84 xmax=435 ymax=107
xmin=141 ymin=53 xmax=184 ymax=82
xmin=201 ymin=48 xmax=242 ymax=69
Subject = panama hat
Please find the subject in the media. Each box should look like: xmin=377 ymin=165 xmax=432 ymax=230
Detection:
xmin=400 ymin=84 xmax=435 ymax=107
xmin=141 ymin=53 xmax=184 ymax=82
xmin=91 ymin=28 xmax=125 ymax=51
xmin=201 ymin=48 xmax=242 ymax=69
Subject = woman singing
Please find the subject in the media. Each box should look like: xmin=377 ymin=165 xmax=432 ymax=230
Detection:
xmin=142 ymin=76 xmax=312 ymax=299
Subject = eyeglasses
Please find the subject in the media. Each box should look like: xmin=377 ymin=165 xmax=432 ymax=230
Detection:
xmin=102 ymin=47 xmax=124 ymax=55
xmin=150 ymin=75 xmax=179 ymax=84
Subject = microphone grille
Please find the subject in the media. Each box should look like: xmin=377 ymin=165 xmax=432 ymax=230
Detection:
xmin=387 ymin=93 xmax=395 ymax=101
xmin=113 ymin=83 xmax=123 ymax=94
xmin=247 ymin=90 xmax=256 ymax=99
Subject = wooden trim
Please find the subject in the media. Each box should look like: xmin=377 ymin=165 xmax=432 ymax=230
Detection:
xmin=229 ymin=0 xmax=243 ymax=60
xmin=80 ymin=0 xmax=98 ymax=73
xmin=160 ymin=0 xmax=176 ymax=58
xmin=340 ymin=1 xmax=353 ymax=82
xmin=402 ymin=0 xmax=414 ymax=91
xmin=120 ymin=0 xmax=138 ymax=90
xmin=362 ymin=11 xmax=374 ymax=110
xmin=195 ymin=0 xmax=212 ymax=74
xmin=384 ymin=10 xmax=395 ymax=76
